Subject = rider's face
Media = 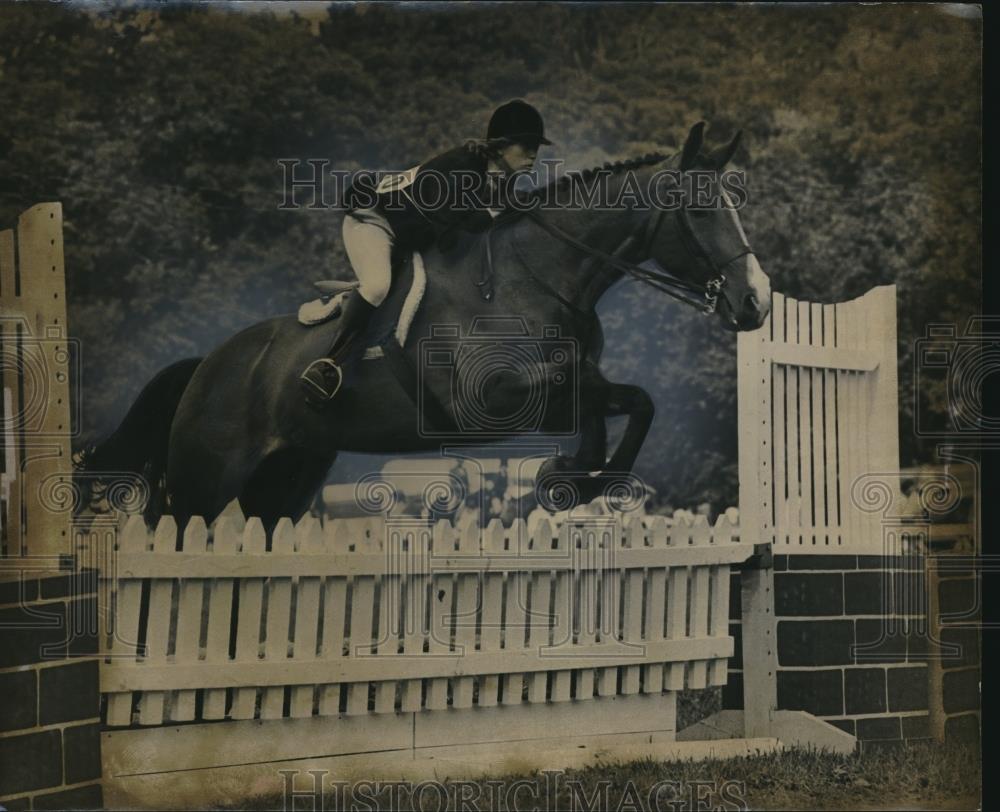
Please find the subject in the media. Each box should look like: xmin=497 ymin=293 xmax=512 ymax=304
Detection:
xmin=498 ymin=141 xmax=539 ymax=173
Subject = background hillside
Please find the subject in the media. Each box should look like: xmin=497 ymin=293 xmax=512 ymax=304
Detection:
xmin=0 ymin=2 xmax=981 ymax=512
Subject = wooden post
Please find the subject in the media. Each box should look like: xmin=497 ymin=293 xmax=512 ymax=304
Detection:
xmin=737 ymin=294 xmax=777 ymax=737
xmin=925 ymin=551 xmax=946 ymax=742
xmin=0 ymin=203 xmax=72 ymax=559
xmin=740 ymin=546 xmax=778 ymax=738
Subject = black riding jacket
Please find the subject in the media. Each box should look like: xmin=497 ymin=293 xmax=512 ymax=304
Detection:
xmin=345 ymin=145 xmax=515 ymax=250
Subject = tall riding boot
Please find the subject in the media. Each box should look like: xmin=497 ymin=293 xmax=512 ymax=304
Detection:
xmin=300 ymin=292 xmax=376 ymax=403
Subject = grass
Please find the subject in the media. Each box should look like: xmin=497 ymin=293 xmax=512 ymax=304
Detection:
xmin=223 ymin=739 xmax=980 ymax=811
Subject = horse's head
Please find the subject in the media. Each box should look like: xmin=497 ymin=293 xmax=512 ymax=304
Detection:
xmin=645 ymin=122 xmax=771 ymax=331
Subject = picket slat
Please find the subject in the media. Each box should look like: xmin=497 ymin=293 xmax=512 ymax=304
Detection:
xmin=549 ymin=522 xmax=573 ymax=702
xmin=105 ymin=516 xmax=148 ymax=726
xmin=230 ymin=520 xmax=266 ymax=720
xmin=202 ymin=519 xmax=239 ymax=720
xmin=400 ymin=528 xmax=429 ymax=712
xmin=137 ymin=518 xmax=177 ymax=726
xmin=641 ymin=517 xmax=669 ymax=694
xmin=663 ymin=519 xmax=690 ymax=691
xmin=290 ymin=519 xmax=323 ymax=718
xmin=171 ymin=518 xmax=207 ymax=722
xmin=347 ymin=525 xmax=379 ymax=716
xmin=687 ymin=520 xmax=712 ymax=690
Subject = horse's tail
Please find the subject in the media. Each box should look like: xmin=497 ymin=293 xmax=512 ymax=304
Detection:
xmin=74 ymin=358 xmax=202 ymax=522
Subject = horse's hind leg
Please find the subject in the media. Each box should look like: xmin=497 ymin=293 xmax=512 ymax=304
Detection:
xmin=238 ymin=447 xmax=336 ymax=534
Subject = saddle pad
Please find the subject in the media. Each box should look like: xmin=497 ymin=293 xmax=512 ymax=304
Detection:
xmin=297 ymin=253 xmax=426 ymax=359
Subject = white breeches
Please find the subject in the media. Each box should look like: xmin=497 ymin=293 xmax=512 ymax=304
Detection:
xmin=342 ymin=209 xmax=395 ymax=307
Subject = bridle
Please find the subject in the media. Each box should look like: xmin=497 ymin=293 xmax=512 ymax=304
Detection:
xmin=515 ymin=202 xmax=754 ymax=316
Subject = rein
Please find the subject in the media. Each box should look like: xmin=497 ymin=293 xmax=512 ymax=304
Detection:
xmin=520 ymin=206 xmax=745 ymax=315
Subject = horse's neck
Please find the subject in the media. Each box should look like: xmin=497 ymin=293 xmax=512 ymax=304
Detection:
xmin=528 ymin=205 xmax=641 ymax=312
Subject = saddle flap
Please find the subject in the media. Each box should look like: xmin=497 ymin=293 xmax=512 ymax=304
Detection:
xmin=314 ymin=279 xmax=360 ymax=295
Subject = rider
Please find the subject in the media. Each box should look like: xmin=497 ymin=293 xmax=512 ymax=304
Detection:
xmin=300 ymin=99 xmax=551 ymax=403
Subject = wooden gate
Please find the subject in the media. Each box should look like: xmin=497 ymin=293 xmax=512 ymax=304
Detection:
xmin=738 ymin=286 xmax=900 ymax=554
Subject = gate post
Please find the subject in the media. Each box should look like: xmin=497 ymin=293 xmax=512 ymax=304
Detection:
xmin=740 ymin=545 xmax=778 ymax=738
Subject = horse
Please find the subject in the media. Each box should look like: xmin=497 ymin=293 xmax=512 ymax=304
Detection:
xmin=77 ymin=122 xmax=770 ymax=531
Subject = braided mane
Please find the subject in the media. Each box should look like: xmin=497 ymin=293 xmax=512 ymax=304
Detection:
xmin=528 ymin=151 xmax=671 ymax=202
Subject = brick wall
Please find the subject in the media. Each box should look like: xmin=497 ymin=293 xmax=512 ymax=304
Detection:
xmin=725 ymin=553 xmax=939 ymax=749
xmin=0 ymin=567 xmax=103 ymax=810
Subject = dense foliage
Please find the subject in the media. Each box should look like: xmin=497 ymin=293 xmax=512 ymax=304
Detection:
xmin=0 ymin=3 xmax=980 ymax=511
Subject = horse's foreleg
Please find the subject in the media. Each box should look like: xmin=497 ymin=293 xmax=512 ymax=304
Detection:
xmin=602 ymin=383 xmax=655 ymax=474
xmin=574 ymin=406 xmax=609 ymax=471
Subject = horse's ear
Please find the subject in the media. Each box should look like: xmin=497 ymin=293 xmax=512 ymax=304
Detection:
xmin=707 ymin=130 xmax=743 ymax=169
xmin=679 ymin=121 xmax=706 ymax=171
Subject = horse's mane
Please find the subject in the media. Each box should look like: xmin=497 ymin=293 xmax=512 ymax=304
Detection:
xmin=527 ymin=151 xmax=671 ymax=202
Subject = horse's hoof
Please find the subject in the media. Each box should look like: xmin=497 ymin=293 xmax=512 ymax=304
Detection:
xmin=535 ymin=456 xmax=585 ymax=512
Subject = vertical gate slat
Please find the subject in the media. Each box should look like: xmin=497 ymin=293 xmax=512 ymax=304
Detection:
xmin=290 ymin=518 xmax=323 ymax=718
xmin=641 ymin=516 xmax=669 ymax=694
xmin=785 ymin=297 xmax=801 ymax=545
xmin=203 ymin=519 xmax=239 ymax=720
xmin=771 ymin=294 xmax=788 ymax=547
xmin=822 ymin=303 xmax=840 ymax=544
xmin=797 ymin=300 xmax=814 ymax=543
xmin=838 ymin=300 xmax=860 ymax=548
xmin=137 ymin=517 xmax=177 ymax=725
xmin=105 ymin=516 xmax=149 ymax=726
xmin=171 ymin=518 xmax=207 ymax=722
xmin=859 ymin=291 xmax=880 ymax=550
xmin=810 ymin=301 xmax=826 ymax=544
xmin=230 ymin=519 xmax=266 ymax=720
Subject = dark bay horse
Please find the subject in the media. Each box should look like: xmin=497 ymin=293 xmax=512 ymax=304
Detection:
xmin=78 ymin=123 xmax=770 ymax=529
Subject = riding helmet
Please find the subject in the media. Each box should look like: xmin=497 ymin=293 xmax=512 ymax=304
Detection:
xmin=487 ymin=100 xmax=552 ymax=146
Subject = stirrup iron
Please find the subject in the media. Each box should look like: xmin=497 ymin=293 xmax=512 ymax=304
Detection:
xmin=300 ymin=357 xmax=344 ymax=402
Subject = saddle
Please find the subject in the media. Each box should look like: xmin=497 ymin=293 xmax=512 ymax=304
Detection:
xmin=297 ymin=252 xmax=427 ymax=360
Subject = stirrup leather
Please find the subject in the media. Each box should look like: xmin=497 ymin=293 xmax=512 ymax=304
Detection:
xmin=300 ymin=357 xmax=344 ymax=402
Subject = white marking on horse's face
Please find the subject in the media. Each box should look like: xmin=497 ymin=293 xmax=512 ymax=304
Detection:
xmin=746 ymin=252 xmax=770 ymax=304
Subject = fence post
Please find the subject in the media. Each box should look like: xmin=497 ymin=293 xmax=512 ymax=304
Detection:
xmin=1 ymin=202 xmax=72 ymax=559
xmin=737 ymin=296 xmax=777 ymax=738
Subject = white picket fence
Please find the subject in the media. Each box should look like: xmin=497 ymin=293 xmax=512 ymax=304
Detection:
xmin=95 ymin=511 xmax=789 ymax=806
xmin=738 ymin=286 xmax=900 ymax=553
